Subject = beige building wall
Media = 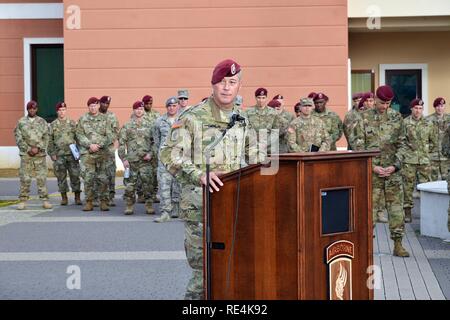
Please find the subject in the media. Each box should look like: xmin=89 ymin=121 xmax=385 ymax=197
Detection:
xmin=349 ymin=31 xmax=450 ymax=114
xmin=63 ymin=0 xmax=349 ymax=148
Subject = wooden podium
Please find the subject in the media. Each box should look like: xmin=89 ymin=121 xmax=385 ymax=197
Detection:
xmin=204 ymin=151 xmax=378 ymax=300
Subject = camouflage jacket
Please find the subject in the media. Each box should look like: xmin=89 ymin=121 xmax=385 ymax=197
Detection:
xmin=160 ymin=97 xmax=254 ymax=188
xmin=401 ymin=116 xmax=434 ymax=165
xmin=442 ymin=124 xmax=450 ymax=158
xmin=312 ymin=108 xmax=343 ymax=150
xmin=426 ymin=113 xmax=450 ymax=161
xmin=287 ymin=115 xmax=331 ymax=152
xmin=14 ymin=116 xmax=49 ymax=157
xmin=153 ymin=113 xmax=177 ymax=156
xmin=76 ymin=112 xmax=113 ymax=156
xmin=118 ymin=117 xmax=156 ymax=163
xmin=48 ymin=118 xmax=78 ymax=157
xmin=143 ymin=109 xmax=160 ymax=126
xmin=343 ymin=108 xmax=363 ymax=150
xmin=102 ymin=111 xmax=120 ymax=153
xmin=353 ymin=108 xmax=405 ymax=170
xmin=279 ymin=109 xmax=295 ymax=153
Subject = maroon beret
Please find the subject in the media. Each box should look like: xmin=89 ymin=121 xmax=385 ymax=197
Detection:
xmin=133 ymin=101 xmax=144 ymax=110
xmin=268 ymin=99 xmax=281 ymax=109
xmin=433 ymin=97 xmax=446 ymax=107
xmin=294 ymin=102 xmax=302 ymax=111
xmin=211 ymin=59 xmax=241 ymax=85
xmin=26 ymin=100 xmax=37 ymax=109
xmin=255 ymin=87 xmax=268 ymax=97
xmin=273 ymin=94 xmax=283 ymax=100
xmin=358 ymin=95 xmax=367 ymax=109
xmin=142 ymin=95 xmax=153 ymax=103
xmin=100 ymin=96 xmax=111 ymax=104
xmin=55 ymin=101 xmax=66 ymax=111
xmin=375 ymin=85 xmax=394 ymax=102
xmin=410 ymin=98 xmax=424 ymax=108
xmin=313 ymin=92 xmax=329 ymax=101
xmin=308 ymin=92 xmax=316 ymax=99
xmin=87 ymin=97 xmax=99 ymax=106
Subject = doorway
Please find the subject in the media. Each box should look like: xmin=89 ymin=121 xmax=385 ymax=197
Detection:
xmin=23 ymin=38 xmax=64 ymax=122
xmin=379 ymin=64 xmax=428 ymax=117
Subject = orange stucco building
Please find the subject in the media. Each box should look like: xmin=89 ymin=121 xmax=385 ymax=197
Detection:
xmin=0 ymin=0 xmax=349 ymax=167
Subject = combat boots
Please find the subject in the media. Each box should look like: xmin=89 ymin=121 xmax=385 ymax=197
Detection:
xmin=145 ymin=202 xmax=155 ymax=215
xmin=100 ymin=200 xmax=109 ymax=211
xmin=154 ymin=212 xmax=171 ymax=223
xmin=377 ymin=211 xmax=388 ymax=223
xmin=393 ymin=239 xmax=410 ymax=257
xmin=17 ymin=201 xmax=26 ymax=210
xmin=404 ymin=208 xmax=412 ymax=223
xmin=83 ymin=200 xmax=93 ymax=211
xmin=124 ymin=202 xmax=134 ymax=215
xmin=43 ymin=201 xmax=53 ymax=209
xmin=74 ymin=192 xmax=82 ymax=205
xmin=60 ymin=193 xmax=68 ymax=206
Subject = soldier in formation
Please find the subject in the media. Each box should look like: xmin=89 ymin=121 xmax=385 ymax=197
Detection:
xmin=14 ymin=101 xmax=52 ymax=210
xmin=48 ymin=102 xmax=82 ymax=206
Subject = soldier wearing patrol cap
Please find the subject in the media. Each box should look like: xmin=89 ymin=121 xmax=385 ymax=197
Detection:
xmin=153 ymin=97 xmax=181 ymax=223
xmin=244 ymin=88 xmax=288 ymax=159
xmin=353 ymin=85 xmax=410 ymax=257
xmin=426 ymin=97 xmax=450 ymax=181
xmin=48 ymin=102 xmax=82 ymax=206
xmin=160 ymin=58 xmax=257 ymax=300
xmin=118 ymin=101 xmax=156 ymax=215
xmin=177 ymin=89 xmax=190 ymax=113
xmin=14 ymin=101 xmax=52 ymax=210
xmin=401 ymin=98 xmax=434 ymax=223
xmin=312 ymin=92 xmax=343 ymax=151
xmin=287 ymin=98 xmax=331 ymax=152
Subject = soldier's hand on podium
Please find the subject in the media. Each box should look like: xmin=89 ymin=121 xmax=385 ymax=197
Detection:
xmin=201 ymin=171 xmax=224 ymax=193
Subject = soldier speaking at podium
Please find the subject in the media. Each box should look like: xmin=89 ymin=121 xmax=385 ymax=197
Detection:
xmin=159 ymin=59 xmax=255 ymax=299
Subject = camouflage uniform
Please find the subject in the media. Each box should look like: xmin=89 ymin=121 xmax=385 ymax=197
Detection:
xmin=353 ymin=108 xmax=406 ymax=240
xmin=244 ymin=105 xmax=288 ymax=158
xmin=76 ymin=112 xmax=112 ymax=202
xmin=14 ymin=115 xmax=50 ymax=201
xmin=343 ymin=108 xmax=363 ymax=150
xmin=136 ymin=109 xmax=160 ymax=200
xmin=278 ymin=109 xmax=295 ymax=153
xmin=287 ymin=115 xmax=331 ymax=152
xmin=154 ymin=113 xmax=181 ymax=217
xmin=48 ymin=118 xmax=81 ymax=194
xmin=441 ymin=125 xmax=450 ymax=232
xmin=160 ymin=97 xmax=254 ymax=300
xmin=118 ymin=117 xmax=156 ymax=208
xmin=401 ymin=115 xmax=433 ymax=212
xmin=313 ymin=108 xmax=343 ymax=150
xmin=426 ymin=112 xmax=450 ymax=181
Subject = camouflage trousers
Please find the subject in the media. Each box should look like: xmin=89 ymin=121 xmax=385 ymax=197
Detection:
xmin=372 ymin=171 xmax=405 ymax=240
xmin=123 ymin=160 xmax=154 ymax=205
xmin=184 ymin=220 xmax=204 ymax=300
xmin=80 ymin=153 xmax=109 ymax=201
xmin=52 ymin=154 xmax=81 ymax=193
xmin=106 ymin=152 xmax=116 ymax=199
xmin=157 ymin=163 xmax=180 ymax=215
xmin=430 ymin=159 xmax=449 ymax=181
xmin=402 ymin=163 xmax=430 ymax=209
xmin=19 ymin=155 xmax=49 ymax=201
xmin=137 ymin=158 xmax=158 ymax=199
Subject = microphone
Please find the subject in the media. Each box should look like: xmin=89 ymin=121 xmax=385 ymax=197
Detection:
xmin=228 ymin=112 xmax=246 ymax=129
